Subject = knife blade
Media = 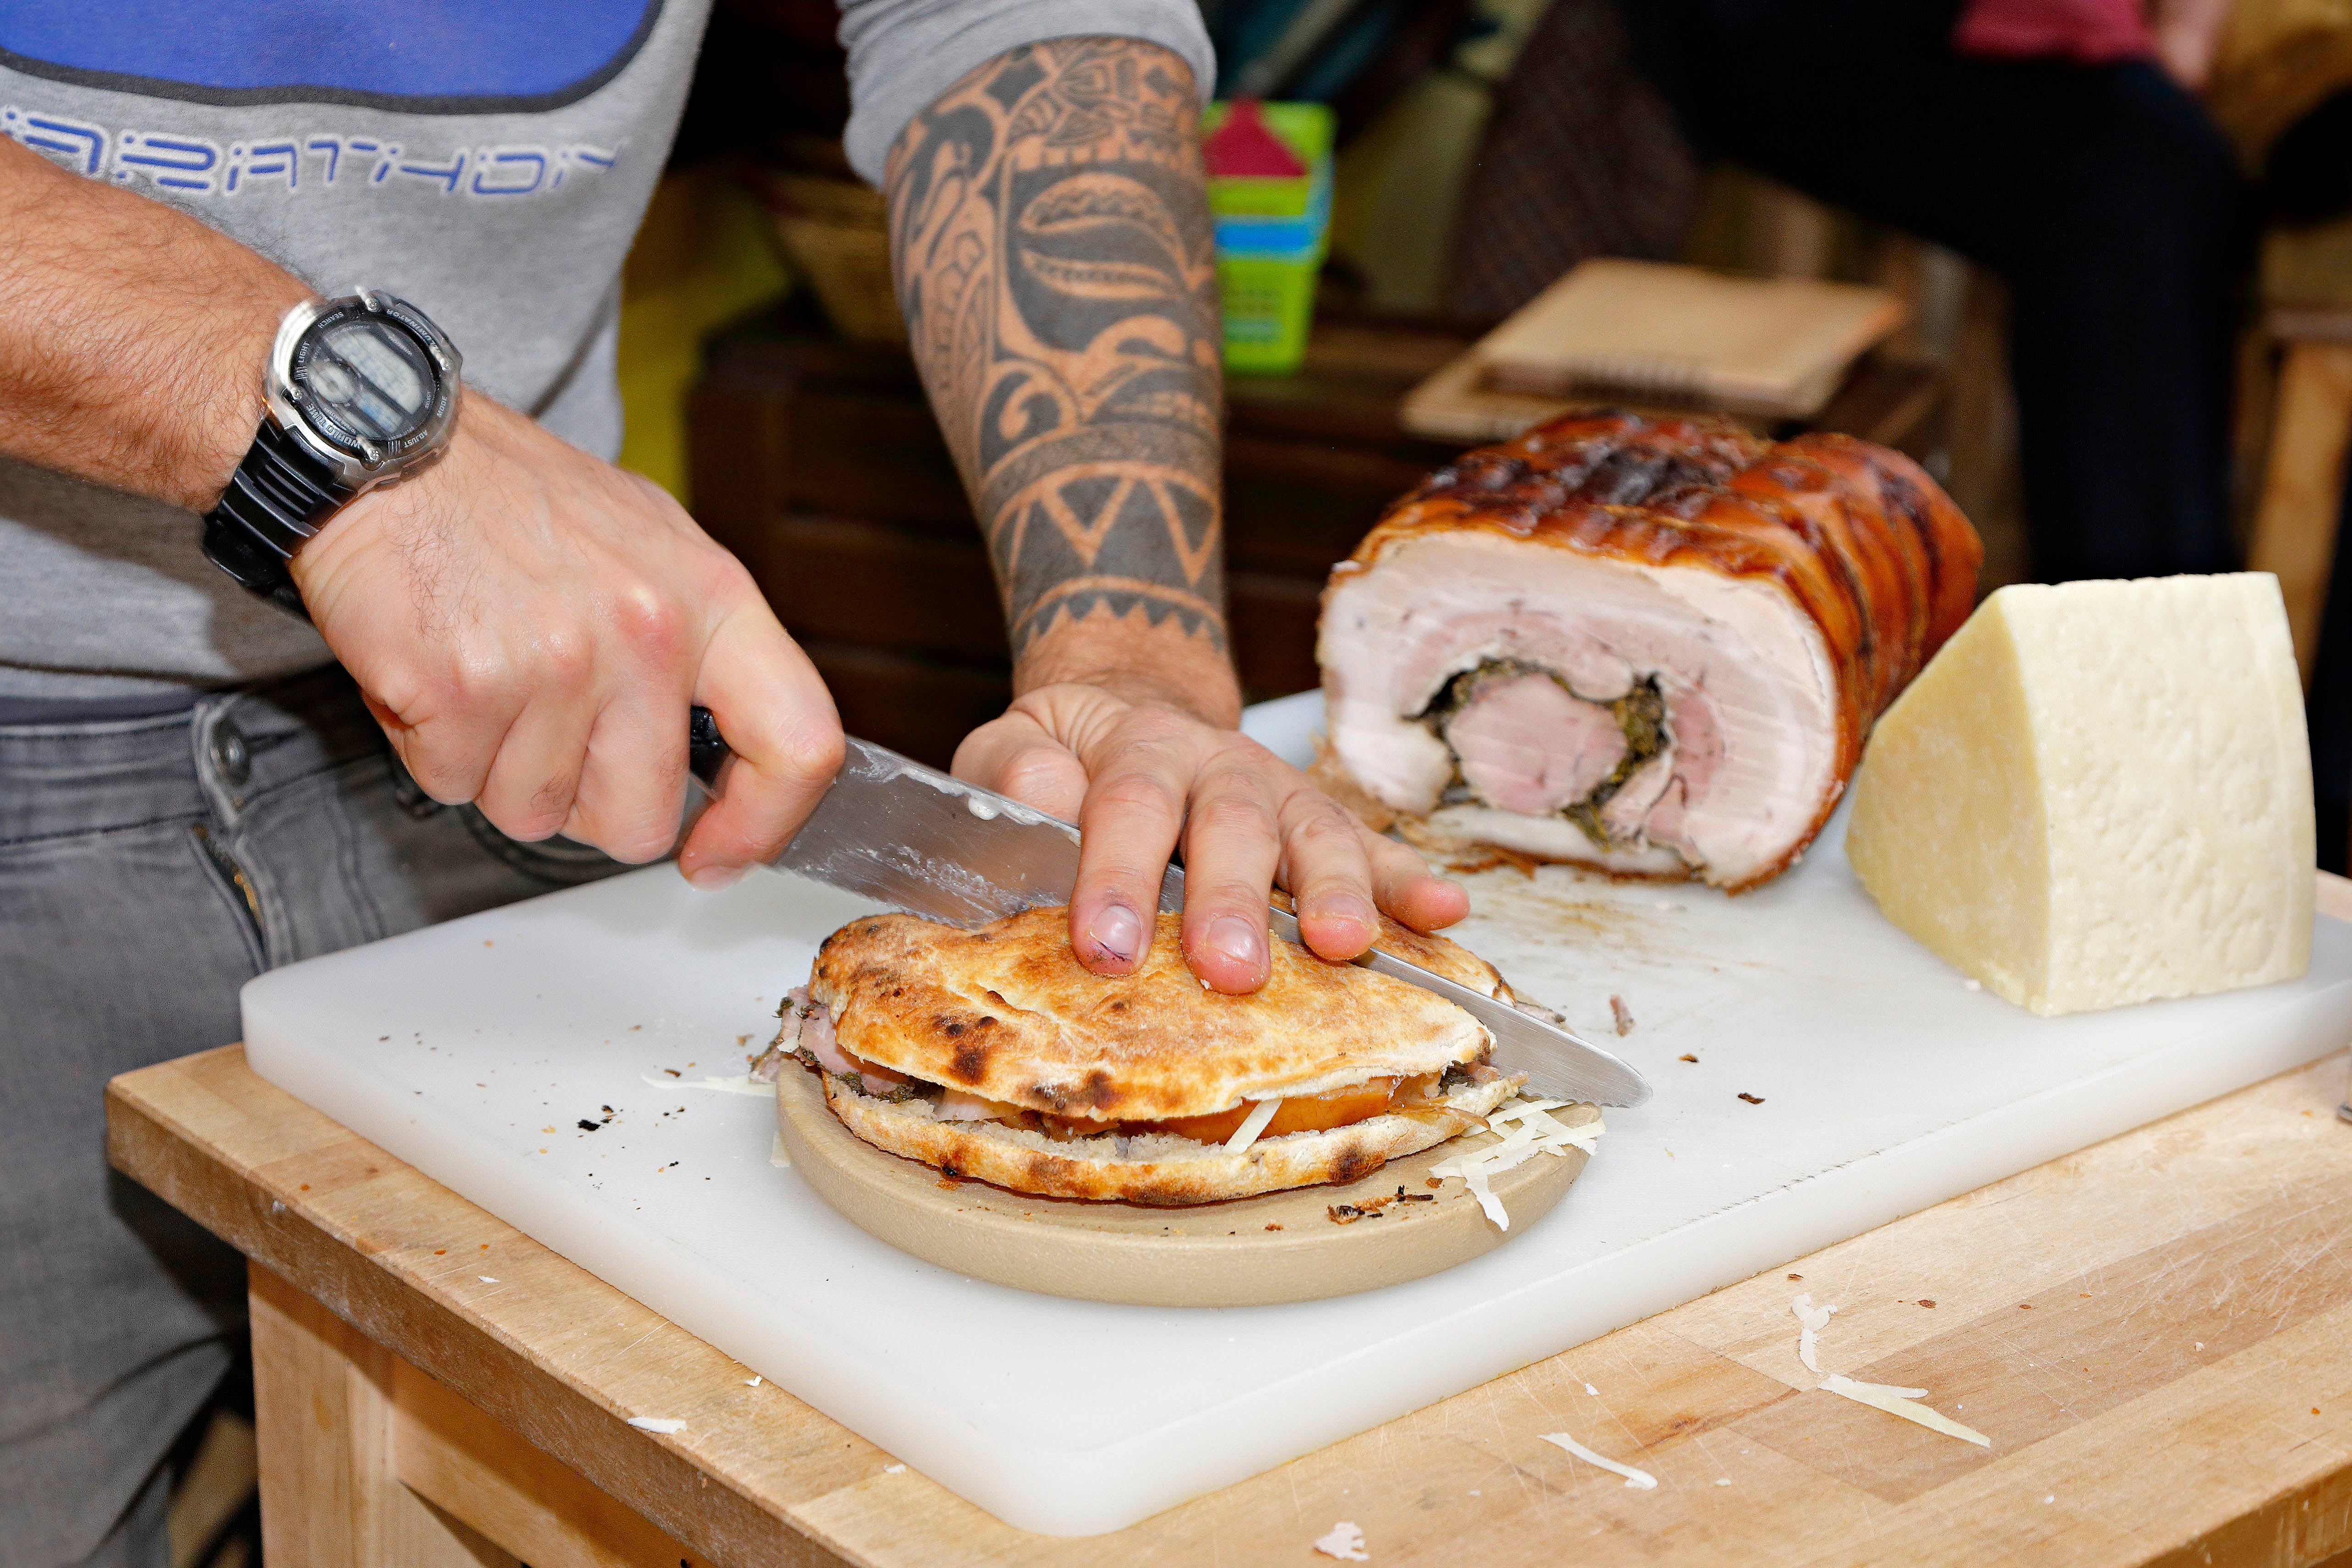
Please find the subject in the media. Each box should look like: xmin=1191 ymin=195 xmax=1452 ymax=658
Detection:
xmin=693 ymin=721 xmax=1089 ymax=928
xmin=688 ymin=711 xmax=1652 ymax=1105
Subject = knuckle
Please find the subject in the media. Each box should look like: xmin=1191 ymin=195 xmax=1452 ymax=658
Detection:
xmin=1193 ymin=879 xmax=1268 ymax=914
xmin=997 ymin=745 xmax=1078 ymax=803
xmin=525 ymin=770 xmax=579 ymax=820
xmin=608 ymin=585 xmax=688 ymax=663
xmin=1203 ymin=734 xmax=1284 ymax=785
xmin=614 ymin=826 xmax=679 ymax=865
xmin=568 ymin=799 xmax=676 ymax=866
xmin=477 ymin=796 xmax=550 ymax=841
xmin=394 ymin=733 xmax=475 ymax=801
xmin=411 ymin=759 xmax=475 ymax=804
xmin=776 ymin=720 xmax=846 ymax=792
xmin=537 ymin=629 xmax=595 ymax=689
xmin=1288 ymin=802 xmax=1364 ymax=856
xmin=1116 ymin=705 xmax=1195 ymax=754
xmin=1083 ymin=853 xmax=1165 ymax=886
xmin=1192 ymin=789 xmax=1274 ymax=839
xmin=1092 ymin=771 xmax=1183 ymax=822
xmin=1366 ymin=831 xmax=1433 ymax=876
xmin=418 ymin=659 xmax=481 ymax=717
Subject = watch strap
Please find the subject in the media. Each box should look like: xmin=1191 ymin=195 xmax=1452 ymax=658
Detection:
xmin=201 ymin=414 xmax=353 ymax=618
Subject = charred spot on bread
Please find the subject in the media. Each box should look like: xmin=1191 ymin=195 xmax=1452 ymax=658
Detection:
xmin=1067 ymin=1068 xmax=1120 ymax=1113
xmin=1019 ymin=1149 xmax=1083 ymax=1187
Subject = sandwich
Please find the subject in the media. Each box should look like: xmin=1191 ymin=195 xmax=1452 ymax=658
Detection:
xmin=761 ymin=905 xmax=1535 ymax=1206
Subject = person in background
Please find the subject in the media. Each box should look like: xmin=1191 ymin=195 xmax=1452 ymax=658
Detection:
xmin=0 ymin=5 xmax=1464 ymax=1563
xmin=2209 ymin=0 xmax=2352 ymax=868
xmin=1612 ymin=0 xmax=2254 ymax=587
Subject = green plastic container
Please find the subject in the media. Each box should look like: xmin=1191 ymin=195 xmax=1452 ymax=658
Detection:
xmin=1216 ymin=244 xmax=1322 ymax=374
xmin=1205 ymin=101 xmax=1334 ymax=376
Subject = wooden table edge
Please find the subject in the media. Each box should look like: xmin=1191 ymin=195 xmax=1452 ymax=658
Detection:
xmin=105 ymin=1047 xmax=846 ymax=1568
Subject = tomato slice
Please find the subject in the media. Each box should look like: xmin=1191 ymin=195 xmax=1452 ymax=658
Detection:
xmin=1148 ymin=1078 xmax=1401 ymax=1144
xmin=841 ymin=1049 xmax=911 ymax=1093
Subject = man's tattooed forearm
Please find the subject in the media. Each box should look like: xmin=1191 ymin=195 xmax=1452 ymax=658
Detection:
xmin=886 ymin=39 xmax=1226 ymax=660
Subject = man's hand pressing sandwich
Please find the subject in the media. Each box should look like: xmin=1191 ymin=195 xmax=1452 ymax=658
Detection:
xmin=893 ymin=38 xmax=1464 ymax=995
xmin=955 ymin=681 xmax=1470 ymax=996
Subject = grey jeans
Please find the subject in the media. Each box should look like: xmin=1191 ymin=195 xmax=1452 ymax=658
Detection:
xmin=0 ymin=667 xmax=619 ymax=1567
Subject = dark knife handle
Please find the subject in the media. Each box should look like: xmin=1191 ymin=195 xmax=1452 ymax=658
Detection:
xmin=688 ymin=705 xmax=728 ymax=792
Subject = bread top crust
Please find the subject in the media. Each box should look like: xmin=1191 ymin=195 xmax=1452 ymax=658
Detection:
xmin=808 ymin=907 xmax=1503 ymax=1121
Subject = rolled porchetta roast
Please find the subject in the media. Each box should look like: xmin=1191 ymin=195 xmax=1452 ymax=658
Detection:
xmin=1315 ymin=410 xmax=1982 ymax=891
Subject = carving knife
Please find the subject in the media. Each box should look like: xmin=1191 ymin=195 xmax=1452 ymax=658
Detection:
xmin=688 ymin=712 xmax=1652 ymax=1107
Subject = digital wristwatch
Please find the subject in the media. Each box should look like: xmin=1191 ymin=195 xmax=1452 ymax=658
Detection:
xmin=201 ymin=290 xmax=462 ymax=615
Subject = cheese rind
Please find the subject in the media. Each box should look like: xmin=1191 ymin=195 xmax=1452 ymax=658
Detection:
xmin=1846 ymin=574 xmax=2312 ymax=1016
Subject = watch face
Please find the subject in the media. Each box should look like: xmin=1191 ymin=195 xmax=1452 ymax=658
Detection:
xmin=290 ymin=299 xmax=453 ymax=465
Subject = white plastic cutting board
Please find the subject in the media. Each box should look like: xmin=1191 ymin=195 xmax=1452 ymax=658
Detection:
xmin=242 ymin=693 xmax=2352 ymax=1535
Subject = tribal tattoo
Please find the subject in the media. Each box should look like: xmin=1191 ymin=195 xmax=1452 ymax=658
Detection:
xmin=886 ymin=39 xmax=1228 ymax=676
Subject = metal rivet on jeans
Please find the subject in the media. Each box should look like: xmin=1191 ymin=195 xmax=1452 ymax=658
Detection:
xmin=209 ymin=718 xmax=251 ymax=789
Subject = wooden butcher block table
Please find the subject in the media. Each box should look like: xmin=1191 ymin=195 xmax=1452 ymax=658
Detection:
xmin=108 ymin=876 xmax=2352 ymax=1568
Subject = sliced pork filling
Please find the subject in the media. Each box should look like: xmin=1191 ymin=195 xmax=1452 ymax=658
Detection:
xmin=1429 ymin=661 xmax=1671 ymax=853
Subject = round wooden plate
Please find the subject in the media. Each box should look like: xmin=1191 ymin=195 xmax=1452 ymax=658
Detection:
xmin=774 ymin=1069 xmax=1597 ymax=1306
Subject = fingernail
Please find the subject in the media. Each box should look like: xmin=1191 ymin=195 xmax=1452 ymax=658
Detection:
xmin=1308 ymin=894 xmax=1376 ymax=932
xmin=1086 ymin=903 xmax=1145 ymax=963
xmin=685 ymin=862 xmax=747 ymax=893
xmin=1206 ymin=914 xmax=1263 ymax=968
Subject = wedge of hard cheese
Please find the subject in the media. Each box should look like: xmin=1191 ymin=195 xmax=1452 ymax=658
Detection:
xmin=1845 ymin=574 xmax=2312 ymax=1016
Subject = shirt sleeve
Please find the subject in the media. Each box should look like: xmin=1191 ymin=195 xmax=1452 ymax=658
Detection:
xmin=835 ymin=0 xmax=1217 ymax=186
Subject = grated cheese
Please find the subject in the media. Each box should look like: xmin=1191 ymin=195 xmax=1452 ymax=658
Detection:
xmin=1429 ymin=1097 xmax=1604 ymax=1229
xmin=641 ymin=1071 xmax=774 ymax=1098
xmin=1791 ymin=1292 xmax=1837 ymax=1374
xmin=1817 ymin=1375 xmax=1991 ymax=1448
xmin=1226 ymin=1098 xmax=1282 ymax=1153
xmin=1539 ymin=1431 xmax=1657 ymax=1489
xmin=1790 ymin=1293 xmax=1990 ymax=1448
xmin=1312 ymin=1521 xmax=1370 ymax=1561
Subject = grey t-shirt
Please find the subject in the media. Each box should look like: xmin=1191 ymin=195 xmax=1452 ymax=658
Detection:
xmin=0 ymin=0 xmax=1210 ymax=706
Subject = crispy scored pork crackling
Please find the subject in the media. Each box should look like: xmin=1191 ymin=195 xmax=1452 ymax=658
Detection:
xmin=765 ymin=907 xmax=1532 ymax=1205
xmin=1316 ymin=408 xmax=1983 ymax=891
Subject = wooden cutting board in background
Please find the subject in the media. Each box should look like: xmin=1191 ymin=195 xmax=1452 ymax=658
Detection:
xmin=1402 ymin=258 xmax=1907 ymax=440
xmin=1479 ymin=259 xmax=1907 ymax=416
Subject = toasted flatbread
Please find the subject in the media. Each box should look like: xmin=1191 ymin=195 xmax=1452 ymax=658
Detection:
xmin=808 ymin=908 xmax=1506 ymax=1121
xmin=821 ymin=1065 xmax=1526 ymax=1205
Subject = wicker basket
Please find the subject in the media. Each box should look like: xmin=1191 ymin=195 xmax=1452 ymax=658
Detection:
xmin=765 ymin=173 xmax=905 ymax=344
